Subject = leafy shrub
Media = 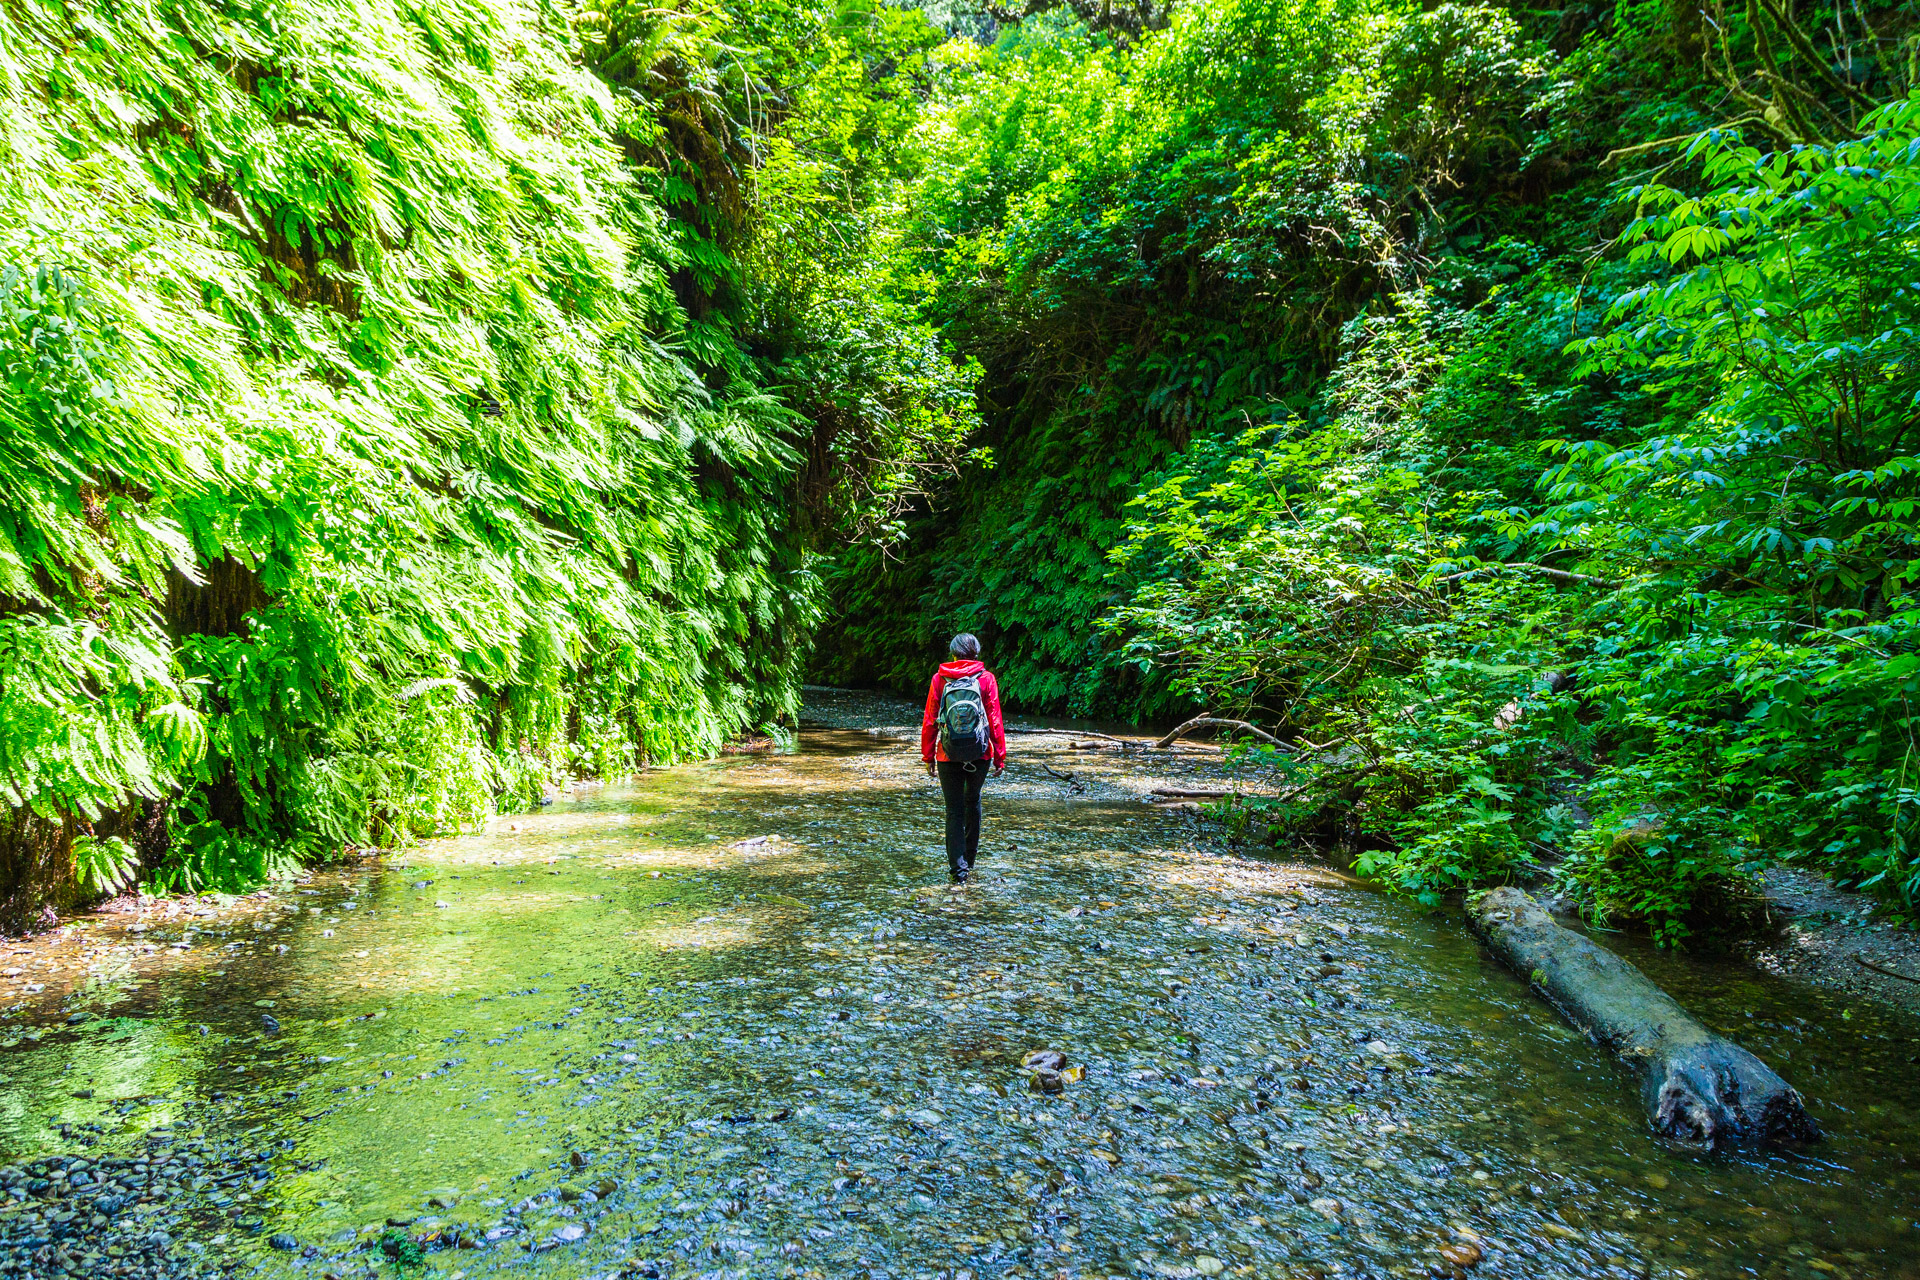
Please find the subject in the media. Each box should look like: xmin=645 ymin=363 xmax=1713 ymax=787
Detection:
xmin=1554 ymin=811 xmax=1768 ymax=948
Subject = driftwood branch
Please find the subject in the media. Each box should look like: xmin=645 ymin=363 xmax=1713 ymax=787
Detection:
xmin=1005 ymin=726 xmax=1216 ymax=753
xmin=1854 ymin=954 xmax=1920 ymax=983
xmin=1470 ymin=888 xmax=1817 ymax=1147
xmin=1433 ymin=562 xmax=1618 ymax=589
xmin=1153 ymin=715 xmax=1288 ymax=750
xmin=1006 ymin=726 xmax=1132 ymax=745
xmin=1039 ymin=762 xmax=1086 ymax=794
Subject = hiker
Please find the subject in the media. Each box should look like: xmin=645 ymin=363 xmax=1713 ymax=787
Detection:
xmin=921 ymin=633 xmax=1007 ymax=884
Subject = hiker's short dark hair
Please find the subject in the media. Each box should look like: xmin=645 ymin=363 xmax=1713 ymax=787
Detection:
xmin=949 ymin=633 xmax=980 ymax=660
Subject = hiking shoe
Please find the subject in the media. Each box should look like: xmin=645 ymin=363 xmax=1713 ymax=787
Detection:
xmin=950 ymin=868 xmax=969 ymax=886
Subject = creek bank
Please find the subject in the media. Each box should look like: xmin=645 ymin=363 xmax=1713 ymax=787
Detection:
xmin=0 ymin=871 xmax=383 ymax=1030
xmin=1470 ymin=887 xmax=1818 ymax=1147
xmin=1135 ymin=773 xmax=1920 ymax=1017
xmin=1736 ymin=868 xmax=1920 ymax=1016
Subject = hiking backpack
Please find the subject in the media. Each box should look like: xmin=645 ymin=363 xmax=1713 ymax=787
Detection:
xmin=938 ymin=675 xmax=991 ymax=763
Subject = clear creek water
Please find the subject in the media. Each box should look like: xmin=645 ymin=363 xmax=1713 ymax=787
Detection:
xmin=1 ymin=689 xmax=1916 ymax=1280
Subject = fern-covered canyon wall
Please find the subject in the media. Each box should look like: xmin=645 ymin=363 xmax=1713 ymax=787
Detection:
xmin=0 ymin=0 xmax=973 ymax=926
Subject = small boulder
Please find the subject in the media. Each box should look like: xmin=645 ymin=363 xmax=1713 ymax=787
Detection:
xmin=1026 ymin=1071 xmax=1064 ymax=1095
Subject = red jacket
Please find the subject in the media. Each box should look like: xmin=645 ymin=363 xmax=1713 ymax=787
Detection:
xmin=921 ymin=660 xmax=1007 ymax=767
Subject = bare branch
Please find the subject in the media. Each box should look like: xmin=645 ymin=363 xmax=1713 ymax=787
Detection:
xmin=1153 ymin=715 xmax=1287 ymax=750
xmin=1432 ymin=562 xmax=1618 ymax=589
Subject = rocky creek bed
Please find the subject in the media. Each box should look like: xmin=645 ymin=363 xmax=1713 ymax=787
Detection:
xmin=1 ymin=688 xmax=1917 ymax=1280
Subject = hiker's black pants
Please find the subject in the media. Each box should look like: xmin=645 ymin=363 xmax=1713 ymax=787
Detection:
xmin=937 ymin=760 xmax=987 ymax=874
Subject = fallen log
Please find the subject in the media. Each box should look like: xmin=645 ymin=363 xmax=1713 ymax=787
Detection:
xmin=1153 ymin=715 xmax=1288 ymax=750
xmin=1468 ymin=887 xmax=1818 ymax=1147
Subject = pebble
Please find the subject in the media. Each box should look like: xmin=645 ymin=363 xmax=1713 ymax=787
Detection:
xmin=0 ymin=1131 xmax=261 ymax=1278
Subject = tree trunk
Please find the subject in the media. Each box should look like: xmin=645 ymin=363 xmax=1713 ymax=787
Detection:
xmin=0 ymin=807 xmax=78 ymax=935
xmin=1469 ymin=887 xmax=1818 ymax=1147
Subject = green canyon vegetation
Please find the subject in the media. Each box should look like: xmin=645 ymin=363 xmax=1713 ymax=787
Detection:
xmin=4 ymin=0 xmax=1920 ymax=944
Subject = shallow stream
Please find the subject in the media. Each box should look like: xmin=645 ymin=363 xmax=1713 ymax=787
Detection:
xmin=1 ymin=689 xmax=1916 ymax=1280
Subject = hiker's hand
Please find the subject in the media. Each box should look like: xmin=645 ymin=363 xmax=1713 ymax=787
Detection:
xmin=925 ymin=760 xmax=937 ymax=779
xmin=992 ymin=764 xmax=1004 ymax=778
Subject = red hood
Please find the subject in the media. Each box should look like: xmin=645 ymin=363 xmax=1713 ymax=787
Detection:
xmin=939 ymin=660 xmax=985 ymax=678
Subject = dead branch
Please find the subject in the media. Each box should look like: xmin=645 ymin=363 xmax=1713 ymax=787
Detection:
xmin=1854 ymin=954 xmax=1920 ymax=983
xmin=1039 ymin=762 xmax=1086 ymax=794
xmin=1153 ymin=715 xmax=1288 ymax=750
xmin=1433 ymin=562 xmax=1618 ymax=589
xmin=1007 ymin=726 xmax=1218 ymax=753
xmin=1604 ymin=117 xmax=1765 ymax=165
xmin=1006 ymin=727 xmax=1137 ymax=746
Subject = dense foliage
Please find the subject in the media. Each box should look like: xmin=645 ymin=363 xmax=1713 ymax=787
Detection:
xmin=9 ymin=0 xmax=1919 ymax=941
xmin=0 ymin=0 xmax=974 ymax=925
xmin=820 ymin=0 xmax=1920 ymax=939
